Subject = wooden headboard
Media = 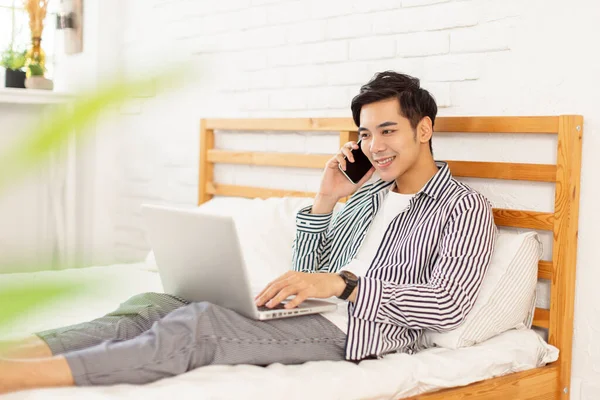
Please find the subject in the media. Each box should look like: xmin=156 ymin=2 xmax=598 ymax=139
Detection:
xmin=197 ymin=116 xmax=583 ymax=398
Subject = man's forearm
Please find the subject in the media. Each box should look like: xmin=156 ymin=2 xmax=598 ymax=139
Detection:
xmin=311 ymin=194 xmax=339 ymax=215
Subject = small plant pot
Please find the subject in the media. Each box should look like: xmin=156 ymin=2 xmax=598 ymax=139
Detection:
xmin=5 ymin=68 xmax=26 ymax=88
xmin=25 ymin=76 xmax=53 ymax=90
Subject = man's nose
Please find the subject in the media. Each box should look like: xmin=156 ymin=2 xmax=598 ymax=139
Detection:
xmin=369 ymin=135 xmax=386 ymax=154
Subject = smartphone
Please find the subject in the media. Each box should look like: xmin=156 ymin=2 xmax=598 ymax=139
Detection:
xmin=339 ymin=141 xmax=373 ymax=184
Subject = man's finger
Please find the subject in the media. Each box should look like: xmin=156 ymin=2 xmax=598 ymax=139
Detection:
xmin=255 ymin=272 xmax=294 ymax=302
xmin=341 ymin=147 xmax=354 ymax=163
xmin=255 ymin=279 xmax=287 ymax=305
xmin=284 ymin=290 xmax=310 ymax=309
xmin=254 ymin=277 xmax=278 ymax=301
xmin=335 ymin=154 xmax=346 ymax=171
xmin=267 ymin=285 xmax=299 ymax=308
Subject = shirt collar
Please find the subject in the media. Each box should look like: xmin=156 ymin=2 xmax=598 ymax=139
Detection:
xmin=417 ymin=161 xmax=451 ymax=200
xmin=368 ymin=161 xmax=451 ymax=200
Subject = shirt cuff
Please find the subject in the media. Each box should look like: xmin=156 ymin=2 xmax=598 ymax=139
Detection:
xmin=296 ymin=205 xmax=333 ymax=233
xmin=351 ymin=277 xmax=394 ymax=324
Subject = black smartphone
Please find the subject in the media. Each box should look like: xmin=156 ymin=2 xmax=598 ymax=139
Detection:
xmin=338 ymin=141 xmax=373 ymax=184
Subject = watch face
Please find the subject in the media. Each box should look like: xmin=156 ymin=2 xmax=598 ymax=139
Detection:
xmin=341 ymin=270 xmax=358 ymax=282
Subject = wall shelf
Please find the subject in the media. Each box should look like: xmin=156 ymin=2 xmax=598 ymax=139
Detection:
xmin=0 ymin=87 xmax=73 ymax=105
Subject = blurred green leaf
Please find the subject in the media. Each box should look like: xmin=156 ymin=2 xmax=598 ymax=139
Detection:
xmin=0 ymin=70 xmax=181 ymax=192
xmin=0 ymin=281 xmax=82 ymax=327
xmin=28 ymin=62 xmax=45 ymax=76
xmin=0 ymin=69 xmax=186 ymax=333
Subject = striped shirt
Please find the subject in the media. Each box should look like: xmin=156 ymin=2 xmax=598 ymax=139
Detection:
xmin=292 ymin=161 xmax=497 ymax=360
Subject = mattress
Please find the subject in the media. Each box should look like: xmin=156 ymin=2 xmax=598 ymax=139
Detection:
xmin=0 ymin=262 xmax=558 ymax=400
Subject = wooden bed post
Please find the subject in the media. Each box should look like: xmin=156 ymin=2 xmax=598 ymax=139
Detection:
xmin=198 ymin=119 xmax=215 ymax=205
xmin=549 ymin=115 xmax=583 ymax=399
xmin=339 ymin=130 xmax=357 ymax=147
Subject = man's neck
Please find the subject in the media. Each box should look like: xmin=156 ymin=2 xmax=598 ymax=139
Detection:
xmin=393 ymin=156 xmax=439 ymax=195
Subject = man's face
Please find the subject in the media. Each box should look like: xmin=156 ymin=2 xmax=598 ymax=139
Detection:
xmin=358 ymin=98 xmax=424 ymax=182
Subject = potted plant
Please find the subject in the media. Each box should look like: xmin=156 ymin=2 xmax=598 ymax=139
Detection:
xmin=25 ymin=62 xmax=53 ymax=90
xmin=1 ymin=47 xmax=26 ymax=89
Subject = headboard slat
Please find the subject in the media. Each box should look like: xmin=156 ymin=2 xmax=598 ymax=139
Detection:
xmin=205 ymin=182 xmax=554 ymax=231
xmin=205 ymin=183 xmax=316 ymax=199
xmin=205 ymin=118 xmax=357 ymax=131
xmin=208 ymin=150 xmax=557 ymax=183
xmin=434 ymin=116 xmax=559 ymax=133
xmin=492 ymin=209 xmax=554 ymax=231
xmin=538 ymin=260 xmax=553 ymax=280
xmin=207 ymin=150 xmax=330 ymax=169
xmin=446 ymin=160 xmax=557 ymax=182
xmin=205 ymin=116 xmax=560 ymax=134
xmin=533 ymin=308 xmax=550 ymax=329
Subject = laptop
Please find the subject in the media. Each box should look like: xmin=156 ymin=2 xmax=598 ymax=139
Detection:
xmin=141 ymin=204 xmax=337 ymax=320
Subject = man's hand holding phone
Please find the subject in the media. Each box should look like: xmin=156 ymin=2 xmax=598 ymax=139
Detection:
xmin=312 ymin=141 xmax=375 ymax=215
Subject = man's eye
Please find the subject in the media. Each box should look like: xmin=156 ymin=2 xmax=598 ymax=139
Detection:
xmin=382 ymin=130 xmax=395 ymax=135
xmin=359 ymin=133 xmax=370 ymax=139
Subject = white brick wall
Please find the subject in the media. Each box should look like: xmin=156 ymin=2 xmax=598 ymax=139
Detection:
xmin=92 ymin=0 xmax=600 ymax=397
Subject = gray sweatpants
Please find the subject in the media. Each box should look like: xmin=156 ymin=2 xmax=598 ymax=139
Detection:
xmin=36 ymin=293 xmax=346 ymax=386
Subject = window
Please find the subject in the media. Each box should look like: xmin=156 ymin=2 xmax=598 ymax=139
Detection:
xmin=0 ymin=0 xmax=59 ymax=78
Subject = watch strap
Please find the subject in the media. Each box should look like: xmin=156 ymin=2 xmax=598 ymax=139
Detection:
xmin=338 ymin=272 xmax=358 ymax=300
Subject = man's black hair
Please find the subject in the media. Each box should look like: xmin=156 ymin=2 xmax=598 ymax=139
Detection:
xmin=351 ymin=71 xmax=437 ymax=153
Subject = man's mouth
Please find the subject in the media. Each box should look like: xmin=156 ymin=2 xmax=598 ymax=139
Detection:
xmin=374 ymin=156 xmax=396 ymax=168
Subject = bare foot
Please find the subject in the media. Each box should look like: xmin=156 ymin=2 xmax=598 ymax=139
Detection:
xmin=0 ymin=335 xmax=53 ymax=359
xmin=0 ymin=356 xmax=74 ymax=394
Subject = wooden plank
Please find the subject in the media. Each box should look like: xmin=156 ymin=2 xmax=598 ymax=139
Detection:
xmin=207 ymin=150 xmax=330 ymax=169
xmin=435 ymin=116 xmax=559 ymax=134
xmin=402 ymin=365 xmax=558 ymax=400
xmin=339 ymin=131 xmax=353 ymax=148
xmin=206 ymin=183 xmax=316 ymax=199
xmin=446 ymin=160 xmax=557 ymax=182
xmin=493 ymin=209 xmax=554 ymax=231
xmin=204 ymin=183 xmax=555 ymax=232
xmin=198 ymin=121 xmax=214 ymax=205
xmin=533 ymin=308 xmax=550 ymax=329
xmin=205 ymin=118 xmax=357 ymax=132
xmin=550 ymin=115 xmax=583 ymax=398
xmin=207 ymin=153 xmax=558 ymax=182
xmin=205 ymin=117 xmax=559 ymax=134
xmin=538 ymin=260 xmax=553 ymax=280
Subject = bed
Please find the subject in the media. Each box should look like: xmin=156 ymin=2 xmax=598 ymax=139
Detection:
xmin=0 ymin=115 xmax=583 ymax=399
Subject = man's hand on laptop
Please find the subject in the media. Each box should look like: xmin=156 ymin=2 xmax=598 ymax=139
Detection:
xmin=255 ymin=271 xmax=348 ymax=309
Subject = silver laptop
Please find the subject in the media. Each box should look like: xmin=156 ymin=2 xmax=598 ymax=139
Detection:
xmin=141 ymin=204 xmax=337 ymax=320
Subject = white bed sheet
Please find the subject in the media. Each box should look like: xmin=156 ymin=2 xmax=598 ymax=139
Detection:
xmin=0 ymin=263 xmax=558 ymax=400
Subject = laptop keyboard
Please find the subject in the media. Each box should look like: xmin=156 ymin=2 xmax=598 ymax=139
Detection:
xmin=257 ymin=303 xmax=286 ymax=312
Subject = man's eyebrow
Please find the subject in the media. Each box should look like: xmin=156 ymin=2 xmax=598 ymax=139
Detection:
xmin=358 ymin=121 xmax=398 ymax=132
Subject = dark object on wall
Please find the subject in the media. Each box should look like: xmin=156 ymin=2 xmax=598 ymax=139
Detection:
xmin=5 ymin=68 xmax=26 ymax=88
xmin=56 ymin=0 xmax=84 ymax=54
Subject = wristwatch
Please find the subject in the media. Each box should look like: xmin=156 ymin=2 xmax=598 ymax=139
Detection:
xmin=337 ymin=270 xmax=359 ymax=300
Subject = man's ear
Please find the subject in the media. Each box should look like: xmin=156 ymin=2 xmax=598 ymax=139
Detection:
xmin=417 ymin=117 xmax=433 ymax=144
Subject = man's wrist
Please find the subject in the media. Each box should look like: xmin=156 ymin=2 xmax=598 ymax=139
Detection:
xmin=336 ymin=271 xmax=359 ymax=301
xmin=333 ymin=273 xmax=346 ymax=297
xmin=311 ymin=194 xmax=339 ymax=215
xmin=347 ymin=286 xmax=358 ymax=303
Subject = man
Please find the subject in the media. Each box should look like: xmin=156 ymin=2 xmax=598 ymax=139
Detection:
xmin=0 ymin=71 xmax=496 ymax=393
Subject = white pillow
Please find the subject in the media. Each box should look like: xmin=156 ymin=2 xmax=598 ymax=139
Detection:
xmin=422 ymin=230 xmax=542 ymax=349
xmin=144 ymin=197 xmax=344 ymax=288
